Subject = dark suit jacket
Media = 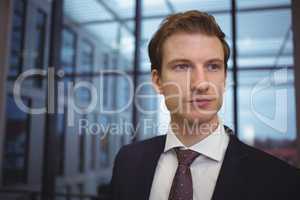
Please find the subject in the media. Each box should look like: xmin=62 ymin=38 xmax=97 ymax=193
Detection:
xmin=110 ymin=127 xmax=300 ymax=200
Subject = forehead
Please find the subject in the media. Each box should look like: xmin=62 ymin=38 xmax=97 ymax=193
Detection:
xmin=162 ymin=32 xmax=224 ymax=64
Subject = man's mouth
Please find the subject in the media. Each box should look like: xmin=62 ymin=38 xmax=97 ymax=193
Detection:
xmin=189 ymin=97 xmax=215 ymax=108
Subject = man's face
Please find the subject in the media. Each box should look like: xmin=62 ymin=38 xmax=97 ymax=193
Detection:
xmin=152 ymin=32 xmax=226 ymax=124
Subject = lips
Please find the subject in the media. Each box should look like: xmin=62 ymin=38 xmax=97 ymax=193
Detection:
xmin=189 ymin=97 xmax=215 ymax=108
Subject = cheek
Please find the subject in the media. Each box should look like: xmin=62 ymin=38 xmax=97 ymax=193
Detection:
xmin=209 ymin=78 xmax=225 ymax=95
xmin=217 ymin=83 xmax=225 ymax=94
xmin=162 ymin=84 xmax=179 ymax=95
xmin=161 ymin=81 xmax=188 ymax=109
xmin=215 ymin=83 xmax=225 ymax=106
xmin=161 ymin=78 xmax=187 ymax=96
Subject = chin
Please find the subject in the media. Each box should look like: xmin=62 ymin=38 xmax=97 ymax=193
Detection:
xmin=182 ymin=112 xmax=218 ymax=125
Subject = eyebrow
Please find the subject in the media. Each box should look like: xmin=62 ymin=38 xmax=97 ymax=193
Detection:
xmin=205 ymin=58 xmax=224 ymax=63
xmin=166 ymin=59 xmax=190 ymax=66
xmin=166 ymin=58 xmax=224 ymax=66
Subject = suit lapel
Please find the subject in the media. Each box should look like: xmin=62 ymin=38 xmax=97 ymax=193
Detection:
xmin=211 ymin=127 xmax=249 ymax=200
xmin=135 ymin=135 xmax=166 ymax=200
xmin=133 ymin=127 xmax=249 ymax=200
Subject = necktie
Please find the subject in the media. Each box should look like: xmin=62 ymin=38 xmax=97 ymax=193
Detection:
xmin=168 ymin=148 xmax=200 ymax=200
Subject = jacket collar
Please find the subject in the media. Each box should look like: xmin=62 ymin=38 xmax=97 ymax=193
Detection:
xmin=135 ymin=135 xmax=166 ymax=200
xmin=211 ymin=126 xmax=249 ymax=200
xmin=136 ymin=126 xmax=249 ymax=200
xmin=164 ymin=122 xmax=227 ymax=162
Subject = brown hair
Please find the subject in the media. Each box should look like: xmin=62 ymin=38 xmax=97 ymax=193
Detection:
xmin=148 ymin=10 xmax=230 ymax=74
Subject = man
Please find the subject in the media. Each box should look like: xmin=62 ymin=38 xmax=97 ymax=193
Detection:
xmin=109 ymin=10 xmax=299 ymax=200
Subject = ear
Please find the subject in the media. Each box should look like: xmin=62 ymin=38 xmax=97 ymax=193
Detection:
xmin=220 ymin=67 xmax=227 ymax=93
xmin=152 ymin=69 xmax=163 ymax=94
xmin=224 ymin=71 xmax=227 ymax=92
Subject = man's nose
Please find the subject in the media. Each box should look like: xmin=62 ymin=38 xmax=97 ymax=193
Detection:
xmin=190 ymin=66 xmax=209 ymax=92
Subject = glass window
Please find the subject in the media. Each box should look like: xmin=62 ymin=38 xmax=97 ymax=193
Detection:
xmin=237 ymin=6 xmax=297 ymax=166
xmin=143 ymin=0 xmax=169 ymax=17
xmin=33 ymin=9 xmax=47 ymax=87
xmin=79 ymin=115 xmax=86 ymax=172
xmin=99 ymin=133 xmax=109 ymax=168
xmin=85 ymin=22 xmax=119 ymax=50
xmin=103 ymin=52 xmax=110 ymax=69
xmin=61 ymin=27 xmax=77 ymax=74
xmin=237 ymin=0 xmax=290 ymax=9
xmin=56 ymin=108 xmax=66 ymax=176
xmin=90 ymin=115 xmax=98 ymax=170
xmin=63 ymin=0 xmax=135 ymax=71
xmin=77 ymin=183 xmax=84 ymax=200
xmin=9 ymin=0 xmax=26 ymax=77
xmin=170 ymin=0 xmax=231 ymax=12
xmin=238 ymin=69 xmax=297 ymax=165
xmin=96 ymin=115 xmax=110 ymax=168
xmin=117 ymin=26 xmax=134 ymax=70
xmin=74 ymin=77 xmax=92 ymax=110
xmin=2 ymin=96 xmax=30 ymax=185
xmin=73 ymin=39 xmax=94 ymax=111
xmin=237 ymin=10 xmax=293 ymax=68
xmin=90 ymin=134 xmax=97 ymax=169
xmin=60 ymin=27 xmax=77 ymax=98
xmin=64 ymin=0 xmax=112 ymax=23
xmin=101 ymin=74 xmax=114 ymax=109
xmin=111 ymin=51 xmax=119 ymax=69
xmin=107 ymin=0 xmax=135 ymax=18
xmin=78 ymin=40 xmax=94 ymax=73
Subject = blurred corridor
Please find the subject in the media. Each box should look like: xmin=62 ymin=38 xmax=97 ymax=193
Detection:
xmin=0 ymin=0 xmax=299 ymax=199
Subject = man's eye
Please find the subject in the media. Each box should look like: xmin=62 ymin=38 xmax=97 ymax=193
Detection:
xmin=207 ymin=63 xmax=220 ymax=71
xmin=174 ymin=64 xmax=190 ymax=70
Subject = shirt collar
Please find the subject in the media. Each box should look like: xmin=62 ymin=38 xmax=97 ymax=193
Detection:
xmin=164 ymin=119 xmax=228 ymax=162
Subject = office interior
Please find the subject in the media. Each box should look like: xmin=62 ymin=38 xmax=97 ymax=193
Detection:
xmin=0 ymin=0 xmax=300 ymax=199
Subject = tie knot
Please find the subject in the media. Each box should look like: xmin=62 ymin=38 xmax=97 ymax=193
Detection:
xmin=175 ymin=148 xmax=200 ymax=167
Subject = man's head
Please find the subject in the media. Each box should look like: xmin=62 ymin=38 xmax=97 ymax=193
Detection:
xmin=150 ymin=10 xmax=230 ymax=125
xmin=148 ymin=10 xmax=230 ymax=75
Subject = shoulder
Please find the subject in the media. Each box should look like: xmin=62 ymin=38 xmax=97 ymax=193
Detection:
xmin=232 ymin=135 xmax=300 ymax=183
xmin=224 ymin=126 xmax=299 ymax=175
xmin=243 ymin=139 xmax=298 ymax=170
xmin=115 ymin=135 xmax=166 ymax=162
xmin=238 ymin=139 xmax=300 ymax=198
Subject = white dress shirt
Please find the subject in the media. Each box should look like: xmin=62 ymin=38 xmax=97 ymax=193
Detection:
xmin=149 ymin=120 xmax=229 ymax=200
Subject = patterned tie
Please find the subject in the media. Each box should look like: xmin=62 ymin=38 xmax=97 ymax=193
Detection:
xmin=168 ymin=148 xmax=200 ymax=200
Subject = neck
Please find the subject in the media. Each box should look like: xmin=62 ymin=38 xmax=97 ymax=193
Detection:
xmin=170 ymin=115 xmax=219 ymax=147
